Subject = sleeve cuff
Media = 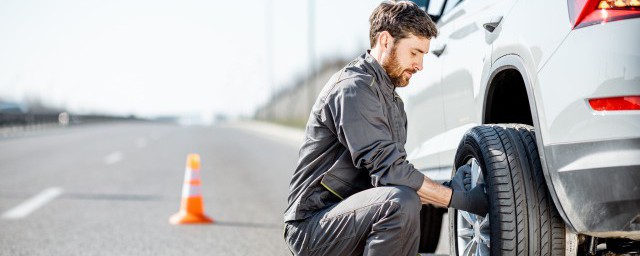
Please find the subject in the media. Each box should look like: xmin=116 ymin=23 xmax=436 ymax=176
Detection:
xmin=407 ymin=169 xmax=425 ymax=191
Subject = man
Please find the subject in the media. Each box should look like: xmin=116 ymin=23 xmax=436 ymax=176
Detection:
xmin=284 ymin=1 xmax=488 ymax=255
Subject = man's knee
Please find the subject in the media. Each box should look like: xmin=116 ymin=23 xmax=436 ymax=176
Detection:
xmin=386 ymin=186 xmax=421 ymax=217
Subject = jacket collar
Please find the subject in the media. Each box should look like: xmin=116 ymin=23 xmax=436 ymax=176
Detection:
xmin=364 ymin=50 xmax=395 ymax=96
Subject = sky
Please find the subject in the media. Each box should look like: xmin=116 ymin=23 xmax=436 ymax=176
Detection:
xmin=0 ymin=0 xmax=380 ymax=119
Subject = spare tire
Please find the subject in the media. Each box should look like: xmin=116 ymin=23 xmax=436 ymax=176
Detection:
xmin=448 ymin=124 xmax=566 ymax=255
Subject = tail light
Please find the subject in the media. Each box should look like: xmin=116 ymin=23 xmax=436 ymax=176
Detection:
xmin=568 ymin=0 xmax=640 ymax=28
xmin=589 ymin=96 xmax=640 ymax=111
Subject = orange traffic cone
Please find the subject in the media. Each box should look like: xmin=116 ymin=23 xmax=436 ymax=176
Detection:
xmin=170 ymin=154 xmax=214 ymax=224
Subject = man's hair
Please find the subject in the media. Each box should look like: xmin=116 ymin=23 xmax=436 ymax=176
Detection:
xmin=369 ymin=1 xmax=438 ymax=48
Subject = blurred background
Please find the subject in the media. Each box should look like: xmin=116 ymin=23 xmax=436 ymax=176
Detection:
xmin=0 ymin=0 xmax=383 ymax=127
xmin=3 ymin=1 xmax=448 ymax=255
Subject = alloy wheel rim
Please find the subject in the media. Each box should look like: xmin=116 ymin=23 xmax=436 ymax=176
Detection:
xmin=456 ymin=158 xmax=490 ymax=256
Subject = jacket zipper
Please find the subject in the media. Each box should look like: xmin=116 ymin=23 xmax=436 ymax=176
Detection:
xmin=392 ymin=86 xmax=401 ymax=140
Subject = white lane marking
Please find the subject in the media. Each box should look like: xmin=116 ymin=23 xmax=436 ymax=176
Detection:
xmin=104 ymin=151 xmax=123 ymax=165
xmin=2 ymin=187 xmax=63 ymax=220
xmin=135 ymin=138 xmax=147 ymax=148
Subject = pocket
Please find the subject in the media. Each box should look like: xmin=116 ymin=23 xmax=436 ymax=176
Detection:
xmin=321 ymin=167 xmax=372 ymax=200
xmin=308 ymin=211 xmax=357 ymax=253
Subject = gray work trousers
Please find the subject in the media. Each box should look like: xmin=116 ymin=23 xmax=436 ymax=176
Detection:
xmin=284 ymin=186 xmax=421 ymax=256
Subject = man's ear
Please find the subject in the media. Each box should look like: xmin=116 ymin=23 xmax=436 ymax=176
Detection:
xmin=377 ymin=31 xmax=394 ymax=52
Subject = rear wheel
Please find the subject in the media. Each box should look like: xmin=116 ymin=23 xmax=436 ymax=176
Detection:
xmin=449 ymin=124 xmax=566 ymax=255
xmin=418 ymin=204 xmax=446 ymax=253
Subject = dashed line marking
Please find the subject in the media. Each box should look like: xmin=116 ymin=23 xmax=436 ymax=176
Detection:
xmin=2 ymin=187 xmax=63 ymax=220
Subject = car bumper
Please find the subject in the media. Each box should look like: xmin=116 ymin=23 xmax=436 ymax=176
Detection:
xmin=536 ymin=18 xmax=640 ymax=238
xmin=545 ymin=138 xmax=640 ymax=239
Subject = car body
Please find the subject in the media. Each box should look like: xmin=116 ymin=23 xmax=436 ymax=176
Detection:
xmin=402 ymin=0 xmax=640 ymax=248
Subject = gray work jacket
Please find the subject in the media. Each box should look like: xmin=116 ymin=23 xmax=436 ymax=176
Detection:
xmin=284 ymin=51 xmax=425 ymax=222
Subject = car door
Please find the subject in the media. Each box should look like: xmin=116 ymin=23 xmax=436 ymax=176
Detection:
xmin=438 ymin=0 xmax=517 ymax=167
xmin=402 ymin=45 xmax=445 ymax=179
xmin=402 ymin=0 xmax=457 ymax=181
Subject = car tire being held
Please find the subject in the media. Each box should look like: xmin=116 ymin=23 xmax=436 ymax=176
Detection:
xmin=448 ymin=124 xmax=566 ymax=255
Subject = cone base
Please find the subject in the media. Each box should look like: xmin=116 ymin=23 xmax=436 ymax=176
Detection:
xmin=169 ymin=211 xmax=214 ymax=225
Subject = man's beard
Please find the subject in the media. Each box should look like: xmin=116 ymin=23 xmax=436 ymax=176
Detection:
xmin=382 ymin=46 xmax=415 ymax=87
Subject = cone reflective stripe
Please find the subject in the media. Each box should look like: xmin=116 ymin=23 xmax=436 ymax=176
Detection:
xmin=182 ymin=165 xmax=202 ymax=198
xmin=170 ymin=154 xmax=214 ymax=224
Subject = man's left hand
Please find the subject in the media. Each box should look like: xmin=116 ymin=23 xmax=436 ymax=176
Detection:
xmin=451 ymin=164 xmax=472 ymax=191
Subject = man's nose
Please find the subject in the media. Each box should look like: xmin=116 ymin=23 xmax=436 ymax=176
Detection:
xmin=414 ymin=62 xmax=423 ymax=72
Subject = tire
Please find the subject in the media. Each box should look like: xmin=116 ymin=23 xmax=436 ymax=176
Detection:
xmin=448 ymin=124 xmax=566 ymax=255
xmin=418 ymin=204 xmax=446 ymax=253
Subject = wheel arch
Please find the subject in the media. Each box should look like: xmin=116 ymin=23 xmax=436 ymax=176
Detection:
xmin=481 ymin=54 xmax=576 ymax=232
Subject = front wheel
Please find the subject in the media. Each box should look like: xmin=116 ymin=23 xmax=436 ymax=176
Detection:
xmin=449 ymin=124 xmax=566 ymax=255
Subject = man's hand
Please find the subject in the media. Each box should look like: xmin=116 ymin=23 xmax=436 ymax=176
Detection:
xmin=417 ymin=164 xmax=488 ymax=214
xmin=450 ymin=164 xmax=472 ymax=191
xmin=449 ymin=184 xmax=489 ymax=216
xmin=447 ymin=164 xmax=489 ymax=216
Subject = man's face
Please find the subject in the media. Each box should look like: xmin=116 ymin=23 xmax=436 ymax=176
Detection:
xmin=381 ymin=34 xmax=431 ymax=87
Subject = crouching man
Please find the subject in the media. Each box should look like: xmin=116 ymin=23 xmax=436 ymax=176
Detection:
xmin=284 ymin=1 xmax=488 ymax=255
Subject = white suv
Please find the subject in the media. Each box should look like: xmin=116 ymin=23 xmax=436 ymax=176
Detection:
xmin=402 ymin=0 xmax=640 ymax=254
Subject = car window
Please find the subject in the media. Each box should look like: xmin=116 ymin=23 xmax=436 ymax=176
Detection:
xmin=442 ymin=0 xmax=463 ymax=16
xmin=427 ymin=0 xmax=446 ymax=16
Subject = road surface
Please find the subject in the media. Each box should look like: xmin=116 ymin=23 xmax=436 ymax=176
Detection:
xmin=0 ymin=121 xmax=449 ymax=255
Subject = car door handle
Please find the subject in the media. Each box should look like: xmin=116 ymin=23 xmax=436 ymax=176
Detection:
xmin=431 ymin=44 xmax=446 ymax=57
xmin=483 ymin=16 xmax=503 ymax=32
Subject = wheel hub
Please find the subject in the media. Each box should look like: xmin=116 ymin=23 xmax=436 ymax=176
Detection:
xmin=456 ymin=158 xmax=490 ymax=256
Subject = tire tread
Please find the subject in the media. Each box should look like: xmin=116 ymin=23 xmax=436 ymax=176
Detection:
xmin=451 ymin=124 xmax=566 ymax=256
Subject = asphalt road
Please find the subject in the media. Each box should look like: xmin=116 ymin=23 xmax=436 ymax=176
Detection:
xmin=0 ymin=121 xmax=449 ymax=255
